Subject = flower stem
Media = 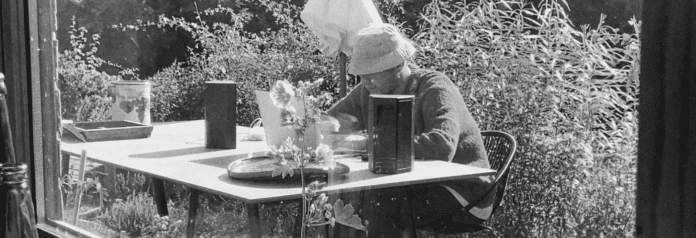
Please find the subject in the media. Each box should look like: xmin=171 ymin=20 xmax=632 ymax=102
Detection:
xmin=300 ymin=94 xmax=309 ymax=238
xmin=300 ymin=162 xmax=307 ymax=238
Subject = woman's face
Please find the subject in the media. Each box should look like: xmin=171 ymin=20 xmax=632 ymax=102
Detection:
xmin=360 ymin=65 xmax=402 ymax=94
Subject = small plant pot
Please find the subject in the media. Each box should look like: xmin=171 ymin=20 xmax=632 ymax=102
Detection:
xmin=110 ymin=81 xmax=152 ymax=125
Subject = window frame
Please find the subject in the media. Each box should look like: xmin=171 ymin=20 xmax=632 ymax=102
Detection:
xmin=0 ymin=0 xmax=98 ymax=237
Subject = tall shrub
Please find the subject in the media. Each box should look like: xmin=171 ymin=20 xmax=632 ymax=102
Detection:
xmin=58 ymin=18 xmax=120 ymax=122
xmin=145 ymin=3 xmax=339 ymax=124
xmin=411 ymin=0 xmax=639 ymax=236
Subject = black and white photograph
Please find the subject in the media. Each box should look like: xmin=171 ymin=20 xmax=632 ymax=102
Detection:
xmin=1 ymin=0 xmax=692 ymax=237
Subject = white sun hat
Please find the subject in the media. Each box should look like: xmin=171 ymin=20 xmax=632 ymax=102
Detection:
xmin=348 ymin=23 xmax=416 ymax=75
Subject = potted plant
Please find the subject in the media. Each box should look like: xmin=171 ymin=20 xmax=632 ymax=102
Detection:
xmin=110 ymin=80 xmax=152 ymax=125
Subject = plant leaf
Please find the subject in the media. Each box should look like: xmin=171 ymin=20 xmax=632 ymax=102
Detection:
xmin=333 ymin=199 xmax=365 ymax=231
xmin=270 ymin=80 xmax=295 ymax=108
xmin=271 ymin=168 xmax=282 ymax=178
xmin=271 ymin=162 xmax=294 ymax=178
xmin=285 ymin=165 xmax=294 ymax=178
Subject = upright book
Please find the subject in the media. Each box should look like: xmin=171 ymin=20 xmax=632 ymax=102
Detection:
xmin=368 ymin=94 xmax=414 ymax=174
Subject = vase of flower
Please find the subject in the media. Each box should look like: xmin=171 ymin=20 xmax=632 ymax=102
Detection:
xmin=265 ymin=79 xmax=367 ymax=238
xmin=110 ymin=81 xmax=151 ymax=125
xmin=255 ymin=90 xmax=322 ymax=149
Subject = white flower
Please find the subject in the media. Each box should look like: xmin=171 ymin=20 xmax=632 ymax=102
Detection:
xmin=314 ymin=144 xmax=335 ymax=168
xmin=270 ymin=80 xmax=295 ymax=109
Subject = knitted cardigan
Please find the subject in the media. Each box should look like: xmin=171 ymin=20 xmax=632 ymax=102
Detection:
xmin=327 ymin=66 xmax=495 ymax=219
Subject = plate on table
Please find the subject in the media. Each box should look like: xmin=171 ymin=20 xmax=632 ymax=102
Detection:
xmin=227 ymin=156 xmax=350 ymax=181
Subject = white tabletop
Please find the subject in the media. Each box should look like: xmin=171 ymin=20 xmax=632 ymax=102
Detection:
xmin=60 ymin=120 xmax=496 ymax=204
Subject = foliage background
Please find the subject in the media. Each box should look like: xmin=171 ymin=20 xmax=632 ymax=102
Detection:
xmin=58 ymin=19 xmax=119 ymax=121
xmin=58 ymin=0 xmax=639 ymax=237
xmin=408 ymin=1 xmax=638 ymax=236
xmin=56 ymin=0 xmax=639 ymax=78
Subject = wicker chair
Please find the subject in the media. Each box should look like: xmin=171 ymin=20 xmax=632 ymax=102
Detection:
xmin=416 ymin=130 xmax=517 ymax=237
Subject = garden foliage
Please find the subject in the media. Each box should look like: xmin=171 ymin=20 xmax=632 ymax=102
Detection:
xmin=97 ymin=192 xmax=185 ymax=237
xmin=59 ymin=17 xmax=143 ymax=122
xmin=58 ymin=18 xmax=119 ymax=122
xmin=59 ymin=0 xmax=639 ymax=236
xmin=97 ymin=192 xmax=161 ymax=237
xmin=143 ymin=2 xmax=339 ymax=125
xmin=408 ymin=0 xmax=638 ymax=236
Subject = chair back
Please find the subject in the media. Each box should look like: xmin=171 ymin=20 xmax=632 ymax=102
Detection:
xmin=480 ymin=131 xmax=517 ymax=214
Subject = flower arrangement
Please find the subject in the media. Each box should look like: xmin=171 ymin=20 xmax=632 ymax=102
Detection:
xmin=268 ymin=79 xmax=367 ymax=237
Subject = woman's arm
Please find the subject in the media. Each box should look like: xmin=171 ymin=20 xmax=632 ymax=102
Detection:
xmin=326 ymin=83 xmax=369 ymax=133
xmin=413 ymin=77 xmax=465 ymax=162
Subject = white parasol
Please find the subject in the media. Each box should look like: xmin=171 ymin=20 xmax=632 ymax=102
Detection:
xmin=300 ymin=0 xmax=384 ymax=96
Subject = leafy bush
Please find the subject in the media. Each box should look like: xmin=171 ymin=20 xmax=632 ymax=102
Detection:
xmin=144 ymin=2 xmax=340 ymax=125
xmin=58 ymin=18 xmax=120 ymax=122
xmin=59 ymin=17 xmax=143 ymax=122
xmin=97 ymin=192 xmax=185 ymax=237
xmin=96 ymin=170 xmax=185 ymax=237
xmin=60 ymin=170 xmax=108 ymax=215
xmin=409 ymin=0 xmax=638 ymax=236
xmin=97 ymin=192 xmax=157 ymax=237
xmin=141 ymin=215 xmax=184 ymax=238
xmin=113 ymin=171 xmax=150 ymax=200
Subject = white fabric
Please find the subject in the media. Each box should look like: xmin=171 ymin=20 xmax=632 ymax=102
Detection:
xmin=300 ymin=0 xmax=383 ymax=57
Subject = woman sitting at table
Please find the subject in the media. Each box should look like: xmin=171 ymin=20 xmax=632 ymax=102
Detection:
xmin=323 ymin=23 xmax=495 ymax=237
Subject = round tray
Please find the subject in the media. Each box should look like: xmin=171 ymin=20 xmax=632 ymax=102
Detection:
xmin=227 ymin=156 xmax=350 ymax=181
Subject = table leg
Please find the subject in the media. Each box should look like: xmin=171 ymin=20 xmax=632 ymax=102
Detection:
xmin=246 ymin=203 xmax=262 ymax=238
xmin=186 ymin=189 xmax=200 ymax=238
xmin=405 ymin=189 xmax=418 ymax=238
xmin=292 ymin=200 xmax=303 ymax=238
xmin=152 ymin=178 xmax=168 ymax=216
xmin=100 ymin=165 xmax=116 ymax=210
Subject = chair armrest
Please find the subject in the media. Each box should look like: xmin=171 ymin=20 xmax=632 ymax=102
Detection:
xmin=460 ymin=171 xmax=507 ymax=214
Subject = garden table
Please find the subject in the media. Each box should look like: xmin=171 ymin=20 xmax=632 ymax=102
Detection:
xmin=60 ymin=120 xmax=496 ymax=238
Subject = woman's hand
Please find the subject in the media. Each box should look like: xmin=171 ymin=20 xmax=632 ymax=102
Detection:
xmin=333 ymin=112 xmax=360 ymax=134
xmin=318 ymin=112 xmax=364 ymax=149
xmin=333 ymin=134 xmax=367 ymax=151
